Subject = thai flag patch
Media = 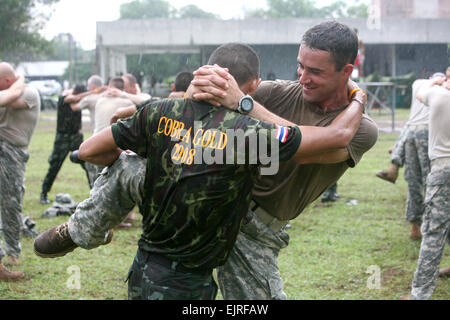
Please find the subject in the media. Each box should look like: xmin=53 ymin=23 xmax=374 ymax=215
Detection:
xmin=275 ymin=125 xmax=289 ymax=143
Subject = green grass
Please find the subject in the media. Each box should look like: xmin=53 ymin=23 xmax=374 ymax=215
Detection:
xmin=0 ymin=109 xmax=448 ymax=300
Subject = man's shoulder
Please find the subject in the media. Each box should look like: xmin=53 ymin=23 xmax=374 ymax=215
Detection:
xmin=97 ymin=96 xmax=132 ymax=107
xmin=23 ymin=85 xmax=39 ymax=100
xmin=356 ymin=114 xmax=378 ymax=136
xmin=22 ymin=86 xmax=40 ymax=109
xmin=350 ymin=114 xmax=379 ymax=147
xmin=138 ymin=97 xmax=190 ymax=118
xmin=422 ymin=85 xmax=450 ymax=105
xmin=256 ymin=79 xmax=301 ymax=96
xmin=81 ymin=93 xmax=100 ymax=104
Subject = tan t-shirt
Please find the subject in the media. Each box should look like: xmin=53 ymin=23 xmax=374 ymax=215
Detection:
xmin=79 ymin=93 xmax=101 ymax=130
xmin=406 ymin=79 xmax=430 ymax=127
xmin=94 ymin=96 xmax=133 ymax=135
xmin=421 ymin=85 xmax=450 ymax=160
xmin=252 ymin=80 xmax=379 ymax=220
xmin=0 ymin=86 xmax=40 ymax=149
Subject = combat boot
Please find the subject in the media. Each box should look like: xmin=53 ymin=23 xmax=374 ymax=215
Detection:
xmin=410 ymin=222 xmax=422 ymax=240
xmin=40 ymin=192 xmax=50 ymax=205
xmin=4 ymin=256 xmax=19 ymax=266
xmin=439 ymin=266 xmax=450 ymax=277
xmin=34 ymin=222 xmax=78 ymax=258
xmin=376 ymin=163 xmax=399 ymax=184
xmin=321 ymin=183 xmax=339 ymax=203
xmin=0 ymin=262 xmax=24 ymax=282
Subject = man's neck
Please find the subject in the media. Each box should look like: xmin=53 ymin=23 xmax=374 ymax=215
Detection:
xmin=316 ymin=88 xmax=350 ymax=111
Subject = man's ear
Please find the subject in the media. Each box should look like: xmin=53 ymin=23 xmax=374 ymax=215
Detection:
xmin=5 ymin=77 xmax=14 ymax=88
xmin=247 ymin=78 xmax=261 ymax=95
xmin=170 ymin=83 xmax=175 ymax=92
xmin=342 ymin=64 xmax=354 ymax=79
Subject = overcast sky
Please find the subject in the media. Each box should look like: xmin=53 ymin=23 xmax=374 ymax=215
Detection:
xmin=39 ymin=0 xmax=367 ymax=50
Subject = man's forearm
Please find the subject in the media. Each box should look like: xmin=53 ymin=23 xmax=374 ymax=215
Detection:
xmin=328 ymin=95 xmax=365 ymax=146
xmin=110 ymin=105 xmax=137 ymax=124
xmin=0 ymin=81 xmax=25 ymax=107
xmin=78 ymin=127 xmax=122 ymax=166
xmin=64 ymin=90 xmax=95 ymax=104
xmin=123 ymin=92 xmax=149 ymax=105
xmin=84 ymin=149 xmax=122 ymax=167
xmin=416 ymin=78 xmax=443 ymax=104
xmin=291 ymin=98 xmax=364 ymax=160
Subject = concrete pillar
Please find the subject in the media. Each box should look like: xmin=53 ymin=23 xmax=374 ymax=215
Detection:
xmin=391 ymin=44 xmax=396 ymax=77
xmin=108 ymin=50 xmax=127 ymax=78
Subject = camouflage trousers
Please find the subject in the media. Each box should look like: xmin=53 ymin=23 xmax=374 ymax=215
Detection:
xmin=390 ymin=127 xmax=409 ymax=167
xmin=68 ymin=152 xmax=145 ymax=249
xmin=83 ymin=162 xmax=100 ymax=187
xmin=216 ymin=208 xmax=289 ymax=300
xmin=411 ymin=157 xmax=450 ymax=300
xmin=41 ymin=132 xmax=92 ymax=193
xmin=68 ymin=152 xmax=217 ymax=300
xmin=127 ymin=248 xmax=217 ymax=300
xmin=0 ymin=139 xmax=29 ymax=260
xmin=404 ymin=126 xmax=430 ymax=224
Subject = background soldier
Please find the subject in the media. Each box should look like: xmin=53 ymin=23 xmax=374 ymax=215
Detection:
xmin=64 ymin=75 xmax=106 ymax=132
xmin=66 ymin=75 xmax=106 ymax=184
xmin=377 ymin=73 xmax=445 ymax=239
xmin=0 ymin=62 xmax=40 ymax=281
xmin=168 ymin=71 xmax=194 ymax=98
xmin=409 ymin=75 xmax=450 ymax=299
xmin=40 ymin=84 xmax=91 ymax=204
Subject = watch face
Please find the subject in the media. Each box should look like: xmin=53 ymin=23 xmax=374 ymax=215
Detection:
xmin=241 ymin=97 xmax=253 ymax=112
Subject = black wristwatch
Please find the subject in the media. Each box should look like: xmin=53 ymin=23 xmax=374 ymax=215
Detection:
xmin=237 ymin=95 xmax=254 ymax=114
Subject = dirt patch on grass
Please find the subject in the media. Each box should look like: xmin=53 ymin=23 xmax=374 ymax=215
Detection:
xmin=381 ymin=266 xmax=411 ymax=291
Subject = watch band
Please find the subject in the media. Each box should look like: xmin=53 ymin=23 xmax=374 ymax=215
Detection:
xmin=349 ymin=88 xmax=365 ymax=100
xmin=352 ymin=95 xmax=365 ymax=107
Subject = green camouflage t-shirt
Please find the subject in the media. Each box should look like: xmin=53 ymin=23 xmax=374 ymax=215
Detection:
xmin=111 ymin=98 xmax=301 ymax=269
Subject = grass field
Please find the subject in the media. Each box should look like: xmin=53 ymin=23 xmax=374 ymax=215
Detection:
xmin=0 ymin=108 xmax=449 ymax=300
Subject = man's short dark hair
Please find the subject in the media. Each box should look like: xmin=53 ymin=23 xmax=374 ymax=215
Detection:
xmin=109 ymin=77 xmax=125 ymax=90
xmin=174 ymin=71 xmax=194 ymax=92
xmin=302 ymin=21 xmax=358 ymax=71
xmin=207 ymin=43 xmax=260 ymax=86
xmin=73 ymin=84 xmax=87 ymax=95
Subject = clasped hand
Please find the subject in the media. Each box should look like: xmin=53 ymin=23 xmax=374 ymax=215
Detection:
xmin=186 ymin=65 xmax=244 ymax=110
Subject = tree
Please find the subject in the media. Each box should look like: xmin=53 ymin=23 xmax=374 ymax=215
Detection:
xmin=322 ymin=0 xmax=369 ymax=18
xmin=245 ymin=0 xmax=368 ymax=19
xmin=120 ymin=0 xmax=174 ymax=19
xmin=0 ymin=0 xmax=60 ymax=61
xmin=265 ymin=0 xmax=324 ymax=18
xmin=244 ymin=8 xmax=269 ymax=19
xmin=177 ymin=5 xmax=219 ymax=19
xmin=120 ymin=0 xmax=218 ymax=20
xmin=119 ymin=0 xmax=215 ymax=84
xmin=346 ymin=3 xmax=369 ymax=18
xmin=126 ymin=52 xmax=200 ymax=85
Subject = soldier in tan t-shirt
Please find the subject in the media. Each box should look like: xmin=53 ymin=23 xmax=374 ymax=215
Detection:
xmin=408 ymin=76 xmax=450 ymax=300
xmin=189 ymin=21 xmax=378 ymax=299
xmin=0 ymin=62 xmax=40 ymax=282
